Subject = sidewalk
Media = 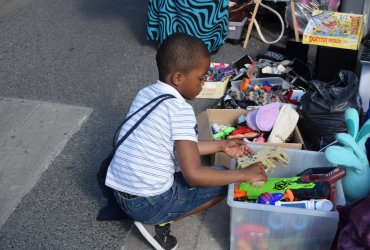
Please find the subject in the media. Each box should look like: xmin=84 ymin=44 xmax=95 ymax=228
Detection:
xmin=123 ymin=201 xmax=230 ymax=250
xmin=0 ymin=1 xmax=303 ymax=248
xmin=0 ymin=98 xmax=92 ymax=226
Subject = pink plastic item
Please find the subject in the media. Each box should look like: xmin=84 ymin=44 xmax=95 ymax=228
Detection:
xmin=255 ymin=136 xmax=265 ymax=143
xmin=255 ymin=102 xmax=281 ymax=131
xmin=246 ymin=109 xmax=259 ymax=131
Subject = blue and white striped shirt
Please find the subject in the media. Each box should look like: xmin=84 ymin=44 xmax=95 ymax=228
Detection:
xmin=105 ymin=81 xmax=198 ymax=197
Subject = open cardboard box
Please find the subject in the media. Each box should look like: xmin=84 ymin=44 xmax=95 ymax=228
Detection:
xmin=196 ymin=77 xmax=230 ymax=99
xmin=196 ymin=62 xmax=232 ymax=99
xmin=196 ymin=109 xmax=304 ymax=167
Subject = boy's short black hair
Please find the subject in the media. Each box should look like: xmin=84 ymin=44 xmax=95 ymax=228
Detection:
xmin=156 ymin=33 xmax=210 ymax=81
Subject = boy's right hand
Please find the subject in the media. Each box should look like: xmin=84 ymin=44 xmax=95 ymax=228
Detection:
xmin=240 ymin=162 xmax=267 ymax=186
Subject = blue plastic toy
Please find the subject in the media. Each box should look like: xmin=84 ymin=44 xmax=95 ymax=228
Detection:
xmin=325 ymin=108 xmax=370 ymax=202
xmin=257 ymin=192 xmax=285 ymax=205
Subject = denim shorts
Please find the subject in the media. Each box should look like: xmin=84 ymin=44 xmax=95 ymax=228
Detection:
xmin=114 ymin=166 xmax=228 ymax=224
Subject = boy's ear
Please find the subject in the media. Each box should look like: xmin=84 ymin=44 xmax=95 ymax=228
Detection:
xmin=170 ymin=72 xmax=184 ymax=86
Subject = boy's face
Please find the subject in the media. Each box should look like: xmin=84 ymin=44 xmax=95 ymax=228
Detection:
xmin=177 ymin=56 xmax=211 ymax=100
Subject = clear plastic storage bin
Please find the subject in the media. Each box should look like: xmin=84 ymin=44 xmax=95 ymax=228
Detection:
xmin=227 ymin=146 xmax=345 ymax=250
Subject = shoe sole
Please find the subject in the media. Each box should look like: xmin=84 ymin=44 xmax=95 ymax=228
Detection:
xmin=134 ymin=221 xmax=178 ymax=250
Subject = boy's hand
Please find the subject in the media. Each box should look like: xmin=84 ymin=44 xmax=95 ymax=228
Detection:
xmin=240 ymin=162 xmax=267 ymax=185
xmin=223 ymin=138 xmax=254 ymax=157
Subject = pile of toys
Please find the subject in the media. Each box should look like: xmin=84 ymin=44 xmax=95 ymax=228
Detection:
xmin=208 ymin=47 xmax=370 ymax=211
xmin=235 ymin=146 xmax=346 ymax=212
xmin=211 ymin=102 xmax=299 ymax=144
xmin=234 ymin=169 xmax=341 ymax=210
xmin=204 ymin=63 xmax=234 ymax=82
xmin=234 ymin=147 xmax=345 ymax=212
xmin=206 ymin=23 xmax=370 ymax=250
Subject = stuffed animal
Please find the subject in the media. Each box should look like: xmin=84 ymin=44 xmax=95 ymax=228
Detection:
xmin=325 ymin=108 xmax=370 ymax=202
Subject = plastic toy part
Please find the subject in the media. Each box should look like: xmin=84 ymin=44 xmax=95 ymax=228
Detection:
xmin=257 ymin=192 xmax=284 ymax=205
xmin=231 ymin=126 xmax=255 ymax=135
xmin=239 ymin=176 xmax=330 ymax=201
xmin=237 ymin=147 xmax=289 ymax=174
xmin=212 ymin=126 xmax=235 ymax=140
xmin=297 ymin=167 xmax=346 ymax=202
xmin=234 ymin=184 xmax=247 ymax=200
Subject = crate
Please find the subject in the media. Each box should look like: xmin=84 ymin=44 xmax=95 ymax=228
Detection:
xmin=228 ymin=17 xmax=248 ymax=41
xmin=230 ymin=77 xmax=290 ymax=92
xmin=227 ymin=146 xmax=346 ymax=250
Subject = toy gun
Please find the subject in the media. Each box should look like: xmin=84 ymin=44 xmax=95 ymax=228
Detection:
xmin=237 ymin=167 xmax=345 ymax=202
xmin=296 ymin=166 xmax=346 ymax=202
xmin=213 ymin=126 xmax=235 ymax=140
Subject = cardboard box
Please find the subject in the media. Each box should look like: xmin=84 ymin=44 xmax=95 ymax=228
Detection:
xmin=196 ymin=77 xmax=230 ymax=99
xmin=228 ymin=146 xmax=345 ymax=249
xmin=302 ymin=10 xmax=364 ymax=50
xmin=196 ymin=109 xmax=304 ymax=167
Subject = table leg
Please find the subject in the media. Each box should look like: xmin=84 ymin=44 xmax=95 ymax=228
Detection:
xmin=290 ymin=0 xmax=300 ymax=42
xmin=243 ymin=0 xmax=261 ymax=49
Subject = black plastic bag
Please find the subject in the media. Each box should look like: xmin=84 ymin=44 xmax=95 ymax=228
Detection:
xmin=298 ymin=70 xmax=362 ymax=151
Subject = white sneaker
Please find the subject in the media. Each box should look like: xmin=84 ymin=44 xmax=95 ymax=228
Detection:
xmin=134 ymin=221 xmax=178 ymax=250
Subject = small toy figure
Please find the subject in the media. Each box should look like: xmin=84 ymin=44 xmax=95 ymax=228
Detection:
xmin=236 ymin=224 xmax=269 ymax=250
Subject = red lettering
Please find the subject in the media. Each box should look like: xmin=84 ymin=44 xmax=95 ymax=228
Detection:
xmin=328 ymin=38 xmax=341 ymax=44
xmin=310 ymin=36 xmax=327 ymax=43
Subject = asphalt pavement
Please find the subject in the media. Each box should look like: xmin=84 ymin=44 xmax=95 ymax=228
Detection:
xmin=0 ymin=0 xmax=296 ymax=249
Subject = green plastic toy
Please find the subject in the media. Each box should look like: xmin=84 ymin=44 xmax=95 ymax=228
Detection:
xmin=239 ymin=177 xmax=315 ymax=200
xmin=213 ymin=126 xmax=235 ymax=139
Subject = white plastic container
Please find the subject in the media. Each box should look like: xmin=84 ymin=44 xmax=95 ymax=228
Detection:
xmin=228 ymin=146 xmax=346 ymax=250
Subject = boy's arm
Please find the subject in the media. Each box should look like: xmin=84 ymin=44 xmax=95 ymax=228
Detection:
xmin=197 ymin=140 xmax=225 ymax=155
xmin=176 ymin=140 xmax=267 ymax=187
xmin=198 ymin=139 xmax=254 ymax=157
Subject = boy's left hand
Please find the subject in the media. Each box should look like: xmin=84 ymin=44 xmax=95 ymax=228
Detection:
xmin=223 ymin=138 xmax=254 ymax=158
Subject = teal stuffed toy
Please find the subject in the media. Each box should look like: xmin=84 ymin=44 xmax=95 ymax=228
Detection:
xmin=325 ymin=108 xmax=370 ymax=202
